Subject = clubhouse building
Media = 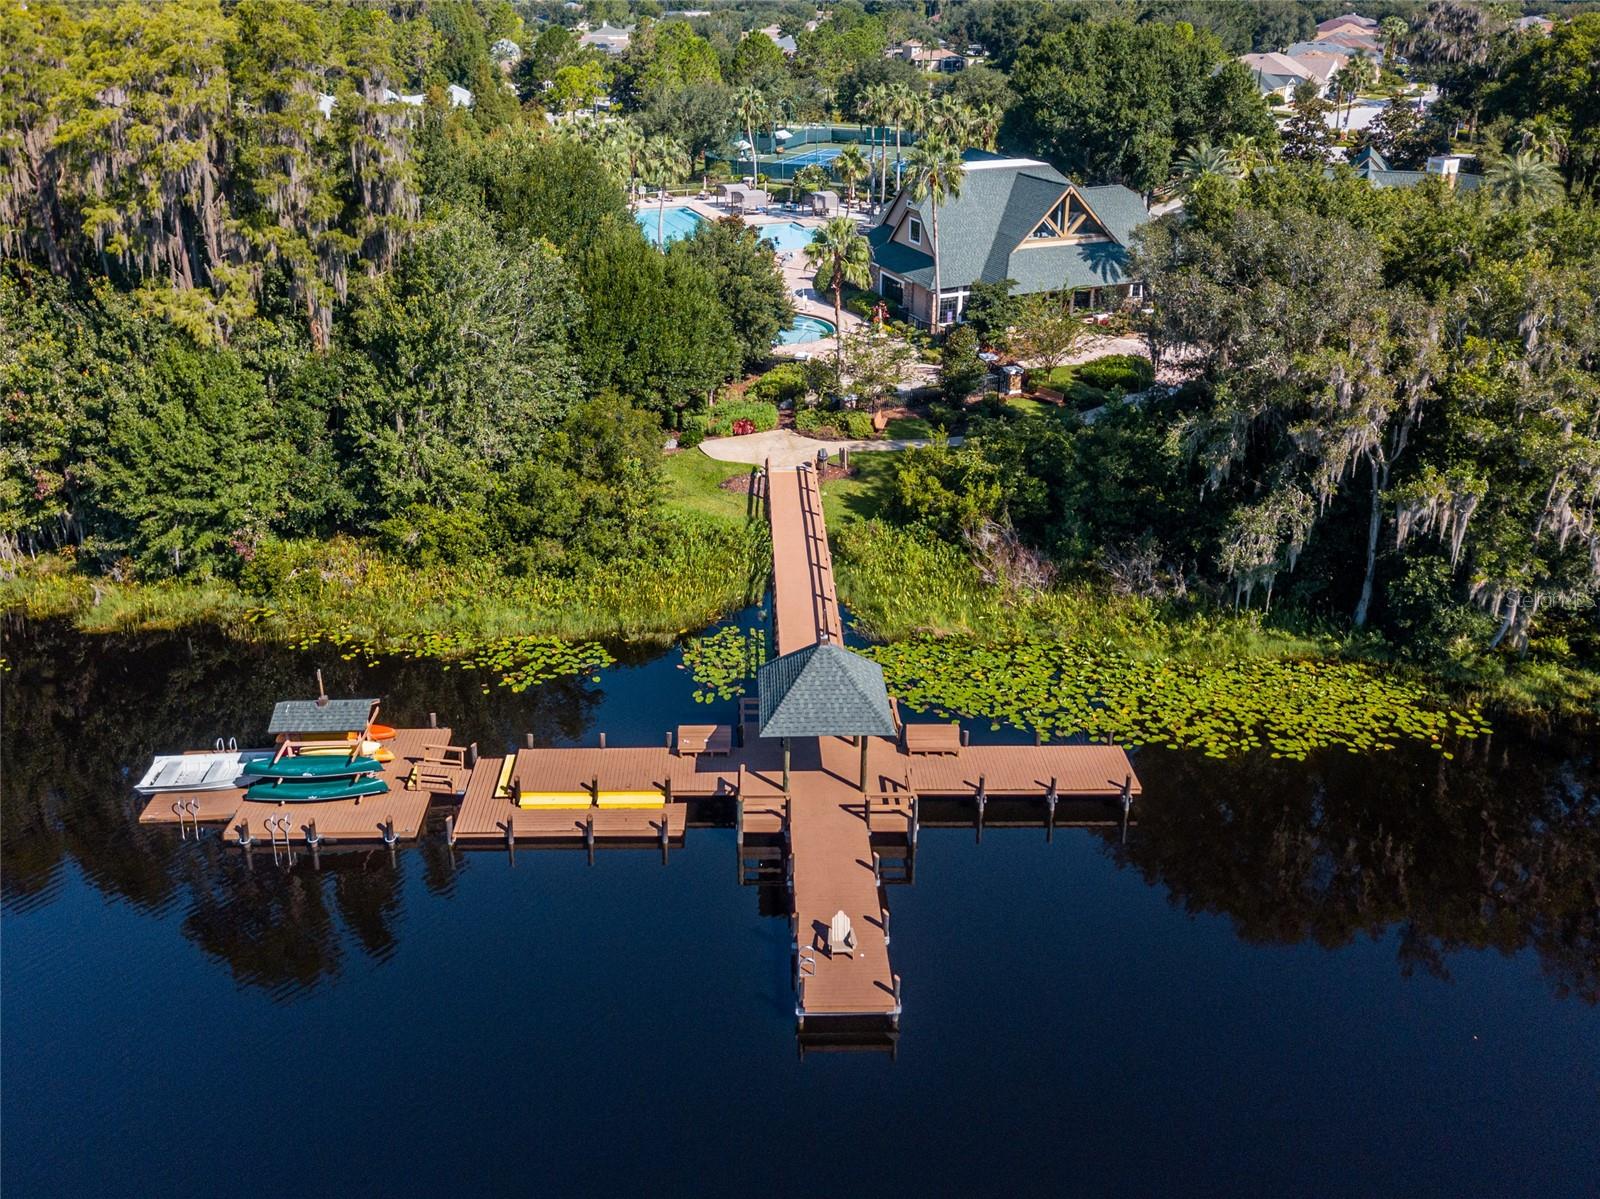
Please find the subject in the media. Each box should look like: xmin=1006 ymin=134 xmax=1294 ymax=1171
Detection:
xmin=867 ymin=151 xmax=1151 ymax=327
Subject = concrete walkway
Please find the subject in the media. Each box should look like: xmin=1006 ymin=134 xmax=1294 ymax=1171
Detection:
xmin=699 ymin=428 xmax=959 ymax=468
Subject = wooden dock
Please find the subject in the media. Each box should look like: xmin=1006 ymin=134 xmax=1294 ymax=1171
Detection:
xmin=768 ymin=463 xmax=843 ymax=655
xmin=138 ymin=727 xmax=467 ymax=845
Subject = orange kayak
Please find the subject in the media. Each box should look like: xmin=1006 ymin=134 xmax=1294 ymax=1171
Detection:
xmin=351 ymin=723 xmax=396 ymax=742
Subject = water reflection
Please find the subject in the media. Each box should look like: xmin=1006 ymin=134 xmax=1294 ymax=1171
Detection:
xmin=3 ymin=617 xmax=1595 ymax=1008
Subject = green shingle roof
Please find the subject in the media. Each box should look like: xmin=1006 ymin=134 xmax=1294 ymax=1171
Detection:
xmin=871 ymin=155 xmax=1149 ymax=295
xmin=268 ymin=697 xmax=379 ymax=734
xmin=756 ymin=643 xmax=896 ymax=738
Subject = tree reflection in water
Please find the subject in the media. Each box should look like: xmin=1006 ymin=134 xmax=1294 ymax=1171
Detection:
xmin=1 ymin=618 xmax=596 ymax=995
xmin=1114 ymin=728 xmax=1599 ymax=1005
xmin=4 ymin=617 xmax=1595 ymax=1005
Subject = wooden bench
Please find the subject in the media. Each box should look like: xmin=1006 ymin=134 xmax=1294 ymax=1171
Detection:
xmin=677 ymin=724 xmax=733 ymax=756
xmin=407 ymin=763 xmax=461 ymax=792
xmin=903 ymin=722 xmax=962 ymax=755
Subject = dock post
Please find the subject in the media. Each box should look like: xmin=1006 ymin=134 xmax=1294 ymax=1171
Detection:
xmin=872 ymin=851 xmax=881 ymax=885
xmin=306 ymin=820 xmax=321 ymax=870
xmin=236 ymin=818 xmax=252 ymax=849
xmin=1121 ymin=773 xmax=1133 ymax=845
xmin=585 ymin=812 xmax=595 ymax=866
xmin=1046 ymin=777 xmax=1058 ymax=842
xmin=864 ymin=795 xmax=872 ymax=832
xmin=859 ymin=734 xmax=870 ymax=792
xmin=975 ymin=775 xmax=987 ymax=843
xmin=524 ymin=733 xmax=534 ymax=748
xmin=909 ymin=794 xmax=919 ymax=849
xmin=428 ymin=712 xmax=437 ymax=729
xmin=466 ymin=742 xmax=479 ymax=769
xmin=883 ymin=907 xmax=890 ymax=946
xmin=735 ymin=795 xmax=745 ymax=848
xmin=891 ymin=974 xmax=902 ymax=1029
xmin=783 ymin=796 xmax=792 ymax=845
xmin=445 ymin=814 xmax=456 ymax=847
xmin=782 ymin=737 xmax=791 ymax=794
xmin=599 ymin=731 xmax=606 ymax=749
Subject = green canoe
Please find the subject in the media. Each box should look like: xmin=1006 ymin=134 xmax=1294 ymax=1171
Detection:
xmin=243 ymin=755 xmax=382 ymax=780
xmin=245 ymin=776 xmax=390 ymax=803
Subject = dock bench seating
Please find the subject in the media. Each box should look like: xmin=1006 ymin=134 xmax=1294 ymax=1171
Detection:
xmin=903 ymin=722 xmax=962 ymax=755
xmin=677 ymin=724 xmax=732 ymax=756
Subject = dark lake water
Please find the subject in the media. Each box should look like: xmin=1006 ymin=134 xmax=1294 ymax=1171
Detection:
xmin=3 ymin=615 xmax=1597 ymax=1197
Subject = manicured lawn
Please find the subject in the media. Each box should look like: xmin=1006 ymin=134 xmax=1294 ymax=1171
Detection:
xmin=821 ymin=451 xmax=900 ymax=527
xmin=884 ymin=415 xmax=934 ymax=439
xmin=662 ymin=451 xmax=755 ymax=524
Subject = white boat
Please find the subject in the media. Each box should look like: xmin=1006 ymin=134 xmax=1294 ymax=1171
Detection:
xmin=134 ymin=750 xmax=273 ymax=795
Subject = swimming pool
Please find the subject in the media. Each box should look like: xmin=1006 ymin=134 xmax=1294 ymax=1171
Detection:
xmin=758 ymin=221 xmax=817 ymax=255
xmin=774 ymin=314 xmax=836 ymax=345
xmin=635 ymin=204 xmax=704 ymax=248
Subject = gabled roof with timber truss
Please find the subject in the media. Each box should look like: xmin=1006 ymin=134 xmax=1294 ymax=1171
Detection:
xmin=867 ymin=150 xmax=1150 ymax=295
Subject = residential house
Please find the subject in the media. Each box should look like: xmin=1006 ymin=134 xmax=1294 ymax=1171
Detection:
xmin=579 ymin=23 xmax=633 ymax=54
xmin=1288 ymin=32 xmax=1382 ymax=58
xmin=1317 ymin=12 xmax=1377 ymax=37
xmin=1240 ymin=49 xmax=1351 ymax=100
xmin=757 ymin=24 xmax=798 ymax=55
xmin=889 ymin=39 xmax=967 ymax=73
xmin=1346 ymin=147 xmax=1484 ymax=191
xmin=867 ymin=151 xmax=1150 ymax=327
xmin=1512 ymin=15 xmax=1554 ymax=33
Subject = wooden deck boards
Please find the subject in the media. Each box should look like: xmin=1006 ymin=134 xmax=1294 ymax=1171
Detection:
xmin=791 ymin=741 xmax=897 ymax=1017
xmin=767 ymin=465 xmax=843 ymax=657
xmin=138 ymin=727 xmax=460 ymax=844
xmin=452 ymin=755 xmax=691 ymax=842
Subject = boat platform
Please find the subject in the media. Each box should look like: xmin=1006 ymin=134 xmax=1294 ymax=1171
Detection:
xmin=138 ymin=727 xmax=468 ymax=845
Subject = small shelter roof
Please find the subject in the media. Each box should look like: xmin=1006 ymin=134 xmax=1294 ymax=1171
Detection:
xmin=268 ymin=697 xmax=379 ymax=735
xmin=757 ymin=643 xmax=896 ymax=738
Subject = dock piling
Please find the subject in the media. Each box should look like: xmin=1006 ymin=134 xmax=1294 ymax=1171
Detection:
xmin=585 ymin=812 xmax=595 ymax=865
xmin=427 ymin=711 xmax=437 ymax=729
xmin=466 ymin=741 xmax=479 ymax=769
xmin=524 ymin=733 xmax=535 ymax=749
xmin=599 ymin=731 xmax=606 ymax=749
xmin=1046 ymin=777 xmax=1058 ymax=842
xmin=445 ymin=814 xmax=456 ymax=846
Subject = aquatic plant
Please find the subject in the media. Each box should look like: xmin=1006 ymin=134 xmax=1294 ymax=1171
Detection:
xmin=862 ymin=637 xmax=1491 ymax=760
xmin=241 ymin=614 xmax=612 ymax=693
xmin=680 ymin=625 xmax=767 ymax=702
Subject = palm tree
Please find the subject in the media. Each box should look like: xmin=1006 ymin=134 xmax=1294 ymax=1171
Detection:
xmin=861 ymin=82 xmax=892 ymax=204
xmin=1379 ymin=15 xmax=1408 ymax=65
xmin=923 ymin=94 xmax=972 ymax=143
xmin=803 ymin=217 xmax=872 ymax=374
xmin=1173 ymin=140 xmax=1242 ymax=192
xmin=832 ymin=144 xmax=868 ymax=208
xmin=733 ymin=85 xmax=766 ymax=179
xmin=904 ymin=133 xmax=966 ymax=333
xmin=641 ymin=135 xmax=689 ymax=245
xmin=1485 ymin=151 xmax=1563 ymax=207
xmin=969 ymin=100 xmax=1004 ymax=152
xmin=1516 ymin=115 xmax=1569 ymax=166
xmin=888 ymin=82 xmax=919 ymax=195
xmin=1222 ymin=132 xmax=1275 ymax=178
xmin=1341 ymin=53 xmax=1376 ymax=130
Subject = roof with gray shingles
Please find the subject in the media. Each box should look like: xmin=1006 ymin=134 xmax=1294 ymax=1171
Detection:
xmin=268 ymin=697 xmax=379 ymax=734
xmin=871 ymin=153 xmax=1149 ymax=295
xmin=757 ymin=643 xmax=896 ymax=738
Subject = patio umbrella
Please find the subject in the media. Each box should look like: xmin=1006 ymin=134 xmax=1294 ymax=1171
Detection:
xmin=775 ymin=129 xmax=792 ymax=140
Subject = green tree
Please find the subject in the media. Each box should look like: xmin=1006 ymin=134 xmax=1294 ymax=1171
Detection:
xmin=476 ymin=129 xmax=629 ymax=249
xmin=673 ymin=216 xmax=795 ymax=369
xmin=348 ymin=206 xmax=584 ymax=513
xmin=574 ymin=225 xmax=739 ymax=420
xmin=832 ymin=143 xmax=869 ymax=206
xmin=640 ymin=134 xmax=690 ymax=246
xmin=1009 ymin=19 xmax=1273 ymax=192
xmin=729 ymin=30 xmax=786 ymax=89
xmin=803 ymin=216 xmax=872 ymax=374
xmin=1281 ymin=81 xmax=1335 ymax=163
xmin=1485 ymin=151 xmax=1564 ymax=207
xmin=939 ymin=323 xmax=986 ymax=401
xmin=962 ymin=278 xmax=1019 ymax=345
xmin=97 ymin=342 xmax=292 ymax=575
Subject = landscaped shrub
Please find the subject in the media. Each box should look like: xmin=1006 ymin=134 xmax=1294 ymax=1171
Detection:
xmin=794 ymin=405 xmax=877 ymax=439
xmin=698 ymin=399 xmax=779 ymax=438
xmin=747 ymin=362 xmax=810 ymax=406
xmin=1073 ymin=353 xmax=1154 ymax=394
